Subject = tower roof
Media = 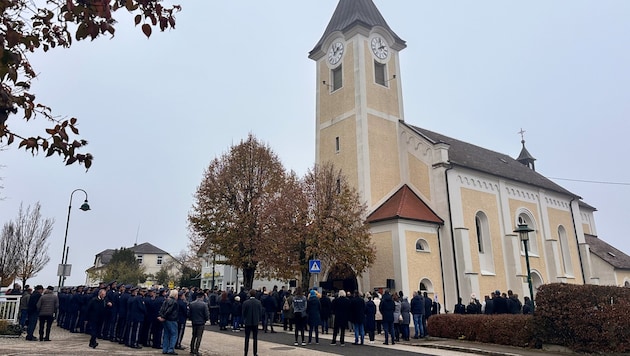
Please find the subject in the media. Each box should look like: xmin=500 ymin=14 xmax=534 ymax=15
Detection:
xmin=367 ymin=184 xmax=443 ymax=224
xmin=309 ymin=0 xmax=406 ymax=58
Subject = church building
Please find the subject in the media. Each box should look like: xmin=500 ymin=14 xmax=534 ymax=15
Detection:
xmin=308 ymin=0 xmax=630 ymax=309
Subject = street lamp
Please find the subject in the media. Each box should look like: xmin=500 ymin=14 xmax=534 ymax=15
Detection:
xmin=514 ymin=223 xmax=535 ymax=311
xmin=57 ymin=189 xmax=90 ymax=290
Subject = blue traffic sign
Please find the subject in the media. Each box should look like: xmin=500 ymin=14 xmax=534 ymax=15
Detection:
xmin=309 ymin=259 xmax=321 ymax=273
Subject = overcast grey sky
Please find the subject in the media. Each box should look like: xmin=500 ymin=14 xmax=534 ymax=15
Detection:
xmin=1 ymin=1 xmax=628 ymax=287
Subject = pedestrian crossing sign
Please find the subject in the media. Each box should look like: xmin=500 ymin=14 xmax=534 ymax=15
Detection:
xmin=309 ymin=259 xmax=321 ymax=273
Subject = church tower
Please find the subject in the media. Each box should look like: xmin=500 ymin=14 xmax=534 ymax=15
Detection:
xmin=309 ymin=0 xmax=407 ymax=209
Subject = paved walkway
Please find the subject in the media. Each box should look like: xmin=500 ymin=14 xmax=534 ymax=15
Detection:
xmin=0 ymin=323 xmax=576 ymax=356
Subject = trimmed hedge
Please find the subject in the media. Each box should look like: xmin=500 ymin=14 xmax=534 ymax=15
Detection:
xmin=428 ymin=283 xmax=630 ymax=354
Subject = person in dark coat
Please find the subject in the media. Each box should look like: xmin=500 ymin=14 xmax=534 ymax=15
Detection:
xmin=306 ymin=289 xmax=321 ymax=344
xmin=379 ymin=289 xmax=395 ymax=345
xmin=319 ymin=291 xmax=332 ymax=334
xmin=242 ymin=289 xmax=263 ymax=356
xmin=36 ymin=286 xmax=59 ymax=341
xmin=365 ymin=293 xmax=376 ymax=344
xmin=232 ymin=296 xmax=242 ymax=331
xmin=150 ymin=288 xmax=166 ymax=348
xmin=175 ymin=291 xmax=189 ymax=350
xmin=522 ymin=296 xmax=534 ymax=315
xmin=330 ymin=290 xmax=351 ymax=346
xmin=492 ymin=290 xmax=508 ymax=314
xmin=126 ymin=287 xmax=146 ymax=349
xmin=189 ymin=292 xmax=209 ymax=356
xmin=87 ymin=289 xmax=107 ymax=348
xmin=218 ymin=291 xmax=232 ymax=331
xmin=116 ymin=285 xmax=130 ymax=343
xmin=422 ymin=292 xmax=432 ymax=336
xmin=25 ymin=285 xmax=43 ymax=341
xmin=349 ymin=290 xmax=366 ymax=345
xmin=158 ymin=289 xmax=179 ymax=355
xmin=410 ymin=291 xmax=425 ymax=339
xmin=261 ymin=290 xmax=277 ymax=333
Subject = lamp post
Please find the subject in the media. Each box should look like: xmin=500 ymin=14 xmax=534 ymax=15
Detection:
xmin=514 ymin=223 xmax=535 ymax=311
xmin=57 ymin=189 xmax=90 ymax=290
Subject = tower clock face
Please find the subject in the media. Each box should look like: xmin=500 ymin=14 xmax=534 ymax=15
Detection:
xmin=371 ymin=36 xmax=389 ymax=60
xmin=328 ymin=41 xmax=344 ymax=65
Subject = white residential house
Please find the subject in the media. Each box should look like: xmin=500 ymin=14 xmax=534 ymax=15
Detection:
xmin=86 ymin=242 xmax=180 ymax=287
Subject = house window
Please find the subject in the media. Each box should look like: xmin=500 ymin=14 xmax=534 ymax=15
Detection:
xmin=475 ymin=215 xmax=484 ymax=253
xmin=375 ymin=61 xmax=386 ymax=86
xmin=136 ymin=255 xmax=143 ymax=264
xmin=336 ymin=178 xmax=341 ymax=194
xmin=332 ymin=65 xmax=342 ymax=91
xmin=335 ymin=136 xmax=340 ymax=153
xmin=157 ymin=255 xmax=163 ymax=265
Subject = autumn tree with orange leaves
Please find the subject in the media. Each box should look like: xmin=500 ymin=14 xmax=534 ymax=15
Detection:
xmin=188 ymin=134 xmax=287 ymax=290
xmin=189 ymin=135 xmax=375 ymax=291
xmin=0 ymin=0 xmax=180 ymax=168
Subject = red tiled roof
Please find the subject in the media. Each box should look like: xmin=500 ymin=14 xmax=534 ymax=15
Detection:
xmin=366 ymin=185 xmax=443 ymax=224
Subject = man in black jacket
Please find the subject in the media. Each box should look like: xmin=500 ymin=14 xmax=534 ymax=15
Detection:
xmin=25 ymin=285 xmax=43 ymax=341
xmin=242 ymin=289 xmax=263 ymax=356
xmin=188 ymin=292 xmax=209 ymax=356
xmin=87 ymin=289 xmax=107 ymax=348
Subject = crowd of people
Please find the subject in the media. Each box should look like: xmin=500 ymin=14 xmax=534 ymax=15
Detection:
xmin=7 ymin=280 xmax=454 ymax=355
xmin=11 ymin=281 xmax=209 ymax=355
xmin=452 ymin=289 xmax=534 ymax=315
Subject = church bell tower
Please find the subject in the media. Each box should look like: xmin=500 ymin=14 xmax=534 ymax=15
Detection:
xmin=309 ymin=0 xmax=407 ymax=209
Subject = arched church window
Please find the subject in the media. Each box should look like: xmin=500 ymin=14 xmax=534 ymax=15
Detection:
xmin=558 ymin=225 xmax=574 ymax=277
xmin=476 ymin=211 xmax=495 ymax=274
xmin=415 ymin=239 xmax=429 ymax=252
xmin=419 ymin=278 xmax=433 ymax=293
xmin=518 ymin=214 xmax=539 ymax=256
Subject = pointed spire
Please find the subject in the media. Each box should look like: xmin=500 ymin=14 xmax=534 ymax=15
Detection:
xmin=309 ymin=0 xmax=406 ymax=59
xmin=516 ymin=128 xmax=536 ymax=171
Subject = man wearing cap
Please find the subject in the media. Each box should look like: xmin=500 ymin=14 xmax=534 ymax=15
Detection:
xmin=116 ymin=284 xmax=130 ymax=343
xmin=103 ymin=281 xmax=118 ymax=341
xmin=36 ymin=286 xmax=59 ymax=341
xmin=493 ymin=290 xmax=508 ymax=314
xmin=126 ymin=287 xmax=146 ymax=349
xmin=175 ymin=291 xmax=188 ymax=350
xmin=188 ymin=292 xmax=209 ymax=356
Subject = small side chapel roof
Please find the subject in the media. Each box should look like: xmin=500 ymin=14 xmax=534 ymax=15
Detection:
xmin=585 ymin=235 xmax=630 ymax=269
xmin=367 ymin=184 xmax=443 ymax=225
xmin=309 ymin=0 xmax=406 ymax=57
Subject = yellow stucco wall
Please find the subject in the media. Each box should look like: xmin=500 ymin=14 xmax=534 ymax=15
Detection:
xmin=319 ymin=118 xmax=359 ymax=189
xmin=318 ymin=45 xmax=356 ymax=125
xmin=405 ymin=230 xmax=442 ymax=295
xmin=461 ymin=188 xmax=504 ymax=293
xmin=370 ymin=230 xmax=395 ymax=288
xmin=363 ymin=43 xmax=401 ymax=118
xmin=368 ymin=115 xmax=400 ymax=204
xmin=407 ymin=152 xmax=431 ymax=201
xmin=548 ymin=207 xmax=583 ymax=284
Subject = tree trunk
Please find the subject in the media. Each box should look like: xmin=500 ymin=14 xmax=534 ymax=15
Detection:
xmin=300 ymin=267 xmax=310 ymax=292
xmin=242 ymin=267 xmax=256 ymax=291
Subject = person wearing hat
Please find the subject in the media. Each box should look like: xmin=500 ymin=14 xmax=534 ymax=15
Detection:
xmin=116 ymin=284 xmax=130 ymax=343
xmin=175 ymin=291 xmax=189 ymax=350
xmin=189 ymin=292 xmax=209 ymax=356
xmin=126 ymin=287 xmax=146 ymax=349
xmin=232 ymin=295 xmax=242 ymax=331
xmin=36 ymin=286 xmax=59 ymax=341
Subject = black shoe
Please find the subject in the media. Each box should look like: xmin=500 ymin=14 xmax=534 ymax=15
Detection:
xmin=131 ymin=345 xmax=142 ymax=349
xmin=270 ymin=330 xmax=276 ymax=333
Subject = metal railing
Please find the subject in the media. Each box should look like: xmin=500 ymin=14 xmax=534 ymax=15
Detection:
xmin=0 ymin=296 xmax=20 ymax=323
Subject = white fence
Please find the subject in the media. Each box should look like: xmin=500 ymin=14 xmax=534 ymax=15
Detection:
xmin=0 ymin=296 xmax=20 ymax=323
